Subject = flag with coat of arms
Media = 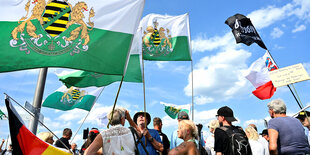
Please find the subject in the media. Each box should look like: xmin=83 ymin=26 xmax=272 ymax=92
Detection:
xmin=0 ymin=0 xmax=144 ymax=75
xmin=42 ymin=86 xmax=103 ymax=111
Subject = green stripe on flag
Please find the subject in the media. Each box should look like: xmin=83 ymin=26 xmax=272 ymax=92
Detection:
xmin=0 ymin=21 xmax=132 ymax=75
xmin=59 ymin=54 xmax=142 ymax=88
xmin=142 ymin=36 xmax=191 ymax=61
xmin=164 ymin=105 xmax=189 ymax=119
xmin=42 ymin=92 xmax=96 ymax=111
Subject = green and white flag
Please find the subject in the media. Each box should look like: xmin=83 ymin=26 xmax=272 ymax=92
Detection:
xmin=0 ymin=109 xmax=6 ymax=120
xmin=58 ymin=28 xmax=143 ymax=88
xmin=0 ymin=0 xmax=144 ymax=75
xmin=140 ymin=13 xmax=191 ymax=61
xmin=160 ymin=102 xmax=190 ymax=119
xmin=42 ymin=86 xmax=103 ymax=111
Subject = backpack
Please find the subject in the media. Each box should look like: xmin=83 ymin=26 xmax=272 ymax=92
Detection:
xmin=220 ymin=126 xmax=252 ymax=155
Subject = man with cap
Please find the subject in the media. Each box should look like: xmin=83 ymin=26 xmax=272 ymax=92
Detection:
xmin=134 ymin=111 xmax=163 ymax=155
xmin=296 ymin=110 xmax=310 ymax=145
xmin=170 ymin=111 xmax=205 ymax=149
xmin=214 ymin=106 xmax=251 ymax=155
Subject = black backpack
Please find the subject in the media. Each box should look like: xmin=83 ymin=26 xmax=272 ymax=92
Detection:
xmin=220 ymin=126 xmax=252 ymax=155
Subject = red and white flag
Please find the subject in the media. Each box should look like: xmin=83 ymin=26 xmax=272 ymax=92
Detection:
xmin=245 ymin=51 xmax=278 ymax=100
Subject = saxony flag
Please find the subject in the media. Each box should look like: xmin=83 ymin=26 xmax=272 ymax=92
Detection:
xmin=42 ymin=86 xmax=103 ymax=111
xmin=0 ymin=0 xmax=144 ymax=75
xmin=5 ymin=97 xmax=72 ymax=155
xmin=139 ymin=13 xmax=191 ymax=61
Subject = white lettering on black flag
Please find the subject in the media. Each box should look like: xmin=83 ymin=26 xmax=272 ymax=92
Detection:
xmin=225 ymin=14 xmax=267 ymax=50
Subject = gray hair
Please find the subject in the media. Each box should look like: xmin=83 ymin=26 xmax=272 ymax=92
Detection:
xmin=267 ymin=99 xmax=286 ymax=114
xmin=108 ymin=107 xmax=126 ymax=125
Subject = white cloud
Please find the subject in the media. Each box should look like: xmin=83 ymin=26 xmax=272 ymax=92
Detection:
xmin=195 ymin=96 xmax=214 ymax=105
xmin=271 ymin=27 xmax=284 ymax=38
xmin=292 ymin=24 xmax=306 ymax=32
xmin=155 ymin=61 xmax=169 ymax=69
xmin=184 ymin=48 xmax=251 ymax=102
xmin=192 ymin=33 xmax=235 ymax=53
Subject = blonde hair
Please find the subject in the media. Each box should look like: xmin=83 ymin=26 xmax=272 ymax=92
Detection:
xmin=38 ymin=132 xmax=53 ymax=142
xmin=245 ymin=126 xmax=259 ymax=140
xmin=108 ymin=107 xmax=126 ymax=125
xmin=179 ymin=120 xmax=198 ymax=139
xmin=208 ymin=119 xmax=220 ymax=129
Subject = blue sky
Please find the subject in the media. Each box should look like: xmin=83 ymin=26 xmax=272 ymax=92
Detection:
xmin=1 ymin=0 xmax=310 ymax=149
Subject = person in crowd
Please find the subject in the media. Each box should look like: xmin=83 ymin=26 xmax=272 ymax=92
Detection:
xmin=248 ymin=124 xmax=269 ymax=155
xmin=245 ymin=126 xmax=265 ymax=155
xmin=80 ymin=128 xmax=100 ymax=155
xmin=267 ymin=99 xmax=310 ymax=155
xmin=260 ymin=129 xmax=269 ymax=142
xmin=296 ymin=110 xmax=310 ymax=144
xmin=85 ymin=107 xmax=137 ymax=154
xmin=170 ymin=111 xmax=205 ymax=149
xmin=205 ymin=119 xmax=219 ymax=155
xmin=214 ymin=106 xmax=251 ymax=155
xmin=71 ymin=143 xmax=79 ymax=155
xmin=168 ymin=120 xmax=199 ymax=155
xmin=153 ymin=117 xmax=170 ymax=155
xmin=38 ymin=132 xmax=54 ymax=145
xmin=1 ymin=144 xmax=12 ymax=155
xmin=134 ymin=111 xmax=163 ymax=155
xmin=55 ymin=128 xmax=72 ymax=150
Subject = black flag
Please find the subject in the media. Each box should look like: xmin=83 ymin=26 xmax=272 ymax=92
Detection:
xmin=225 ymin=14 xmax=267 ymax=50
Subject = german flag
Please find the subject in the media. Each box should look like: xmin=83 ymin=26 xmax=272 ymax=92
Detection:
xmin=5 ymin=98 xmax=72 ymax=155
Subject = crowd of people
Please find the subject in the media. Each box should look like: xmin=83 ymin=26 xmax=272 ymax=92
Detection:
xmin=1 ymin=98 xmax=310 ymax=155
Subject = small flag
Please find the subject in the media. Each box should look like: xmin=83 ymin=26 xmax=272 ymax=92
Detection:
xmin=160 ymin=102 xmax=190 ymax=119
xmin=42 ymin=86 xmax=103 ymax=111
xmin=225 ymin=13 xmax=267 ymax=50
xmin=244 ymin=51 xmax=278 ymax=100
xmin=0 ymin=109 xmax=6 ymax=120
xmin=5 ymin=98 xmax=72 ymax=155
xmin=139 ymin=13 xmax=191 ymax=61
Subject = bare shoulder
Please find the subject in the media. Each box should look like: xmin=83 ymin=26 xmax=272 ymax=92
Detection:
xmin=169 ymin=141 xmax=198 ymax=155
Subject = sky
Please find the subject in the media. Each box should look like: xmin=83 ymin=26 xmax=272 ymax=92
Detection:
xmin=1 ymin=0 xmax=310 ymax=149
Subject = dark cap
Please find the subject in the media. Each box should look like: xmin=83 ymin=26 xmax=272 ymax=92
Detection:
xmin=178 ymin=111 xmax=189 ymax=120
xmin=296 ymin=111 xmax=310 ymax=121
xmin=217 ymin=106 xmax=237 ymax=122
xmin=260 ymin=129 xmax=268 ymax=136
xmin=133 ymin=111 xmax=151 ymax=125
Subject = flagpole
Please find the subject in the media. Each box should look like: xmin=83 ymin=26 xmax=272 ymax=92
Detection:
xmin=191 ymin=60 xmax=194 ymax=121
xmin=4 ymin=94 xmax=73 ymax=153
xmin=107 ymin=75 xmax=125 ymax=128
xmin=266 ymin=50 xmax=303 ymax=109
xmin=29 ymin=67 xmax=48 ymax=135
xmin=141 ymin=51 xmax=147 ymax=146
xmin=71 ymin=87 xmax=104 ymax=143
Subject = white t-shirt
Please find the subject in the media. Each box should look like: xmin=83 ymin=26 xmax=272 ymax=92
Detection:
xmin=249 ymin=139 xmax=265 ymax=155
xmin=101 ymin=125 xmax=135 ymax=155
xmin=258 ymin=135 xmax=269 ymax=155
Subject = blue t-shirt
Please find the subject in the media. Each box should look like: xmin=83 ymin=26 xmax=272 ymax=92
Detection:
xmin=137 ymin=128 xmax=163 ymax=155
xmin=268 ymin=116 xmax=310 ymax=154
xmin=170 ymin=130 xmax=205 ymax=149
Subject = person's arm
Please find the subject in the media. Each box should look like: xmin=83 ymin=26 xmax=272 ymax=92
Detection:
xmin=168 ymin=142 xmax=187 ymax=155
xmin=143 ymin=129 xmax=164 ymax=152
xmin=84 ymin=133 xmax=103 ymax=155
xmin=125 ymin=110 xmax=141 ymax=132
xmin=268 ymin=128 xmax=278 ymax=155
xmin=216 ymin=152 xmax=222 ymax=155
xmin=0 ymin=139 xmax=5 ymax=152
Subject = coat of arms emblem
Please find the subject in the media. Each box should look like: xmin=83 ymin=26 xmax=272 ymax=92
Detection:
xmin=61 ymin=87 xmax=86 ymax=105
xmin=10 ymin=0 xmax=95 ymax=56
xmin=142 ymin=20 xmax=173 ymax=57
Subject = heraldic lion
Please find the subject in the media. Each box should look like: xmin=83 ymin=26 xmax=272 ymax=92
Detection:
xmin=11 ymin=0 xmax=46 ymax=40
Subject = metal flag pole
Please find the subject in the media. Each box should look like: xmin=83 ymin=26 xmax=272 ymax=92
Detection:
xmin=29 ymin=67 xmax=48 ymax=135
xmin=141 ymin=50 xmax=147 ymax=146
xmin=266 ymin=50 xmax=303 ymax=109
xmin=191 ymin=60 xmax=194 ymax=121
